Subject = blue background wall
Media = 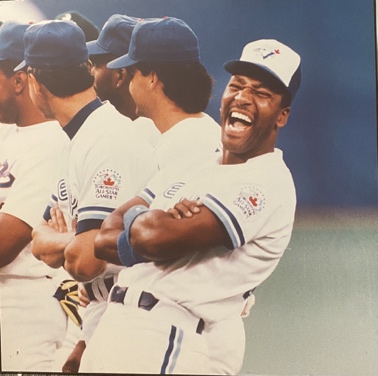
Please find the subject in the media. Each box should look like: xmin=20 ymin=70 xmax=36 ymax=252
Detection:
xmin=15 ymin=0 xmax=378 ymax=207
xmin=1 ymin=2 xmax=377 ymax=375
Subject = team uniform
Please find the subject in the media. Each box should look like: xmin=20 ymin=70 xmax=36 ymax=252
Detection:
xmin=153 ymin=113 xmax=222 ymax=170
xmin=132 ymin=116 xmax=160 ymax=149
xmin=0 ymin=123 xmax=16 ymax=144
xmin=81 ymin=148 xmax=296 ymax=374
xmin=0 ymin=121 xmax=69 ymax=371
xmin=42 ymin=99 xmax=156 ymax=347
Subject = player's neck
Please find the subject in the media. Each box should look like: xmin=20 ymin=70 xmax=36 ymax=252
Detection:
xmin=153 ymin=104 xmax=203 ymax=134
xmin=16 ymin=93 xmax=47 ymax=127
xmin=53 ymin=87 xmax=97 ymax=128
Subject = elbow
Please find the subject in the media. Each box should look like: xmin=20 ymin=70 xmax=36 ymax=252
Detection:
xmin=64 ymin=247 xmax=106 ymax=282
xmin=64 ymin=249 xmax=88 ymax=282
xmin=64 ymin=260 xmax=92 ymax=283
xmin=0 ymin=253 xmax=15 ymax=268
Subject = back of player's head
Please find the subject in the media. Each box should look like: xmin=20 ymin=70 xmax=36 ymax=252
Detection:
xmin=16 ymin=20 xmax=93 ymax=97
xmin=107 ymin=16 xmax=211 ymax=113
xmin=127 ymin=61 xmax=213 ymax=114
xmin=224 ymin=39 xmax=301 ymax=105
xmin=107 ymin=17 xmax=200 ymax=69
xmin=0 ymin=21 xmax=29 ymax=76
xmin=87 ymin=14 xmax=138 ymax=57
xmin=15 ymin=20 xmax=89 ymax=70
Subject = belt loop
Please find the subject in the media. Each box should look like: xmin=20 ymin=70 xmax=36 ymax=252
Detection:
xmin=138 ymin=291 xmax=159 ymax=311
xmin=196 ymin=318 xmax=205 ymax=334
xmin=111 ymin=285 xmax=128 ymax=304
xmin=84 ymin=283 xmax=97 ymax=301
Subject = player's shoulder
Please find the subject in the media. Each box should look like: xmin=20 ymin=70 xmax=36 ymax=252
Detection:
xmin=132 ymin=117 xmax=160 ymax=147
xmin=177 ymin=113 xmax=221 ymax=138
xmin=90 ymin=101 xmax=134 ymax=127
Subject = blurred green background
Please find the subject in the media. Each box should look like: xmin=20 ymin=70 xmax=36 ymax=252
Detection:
xmin=241 ymin=209 xmax=378 ymax=375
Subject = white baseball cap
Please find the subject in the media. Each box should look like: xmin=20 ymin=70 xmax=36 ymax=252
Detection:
xmin=224 ymin=39 xmax=301 ymax=101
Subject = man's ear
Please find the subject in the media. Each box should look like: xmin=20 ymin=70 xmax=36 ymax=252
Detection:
xmin=13 ymin=71 xmax=28 ymax=95
xmin=27 ymin=71 xmax=43 ymax=94
xmin=276 ymin=107 xmax=291 ymax=129
xmin=114 ymin=68 xmax=128 ymax=89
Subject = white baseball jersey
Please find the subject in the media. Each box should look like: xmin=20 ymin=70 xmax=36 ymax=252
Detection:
xmin=82 ymin=149 xmax=296 ymax=374
xmin=42 ymin=99 xmax=157 ymax=342
xmin=153 ymin=113 xmax=222 ymax=170
xmin=132 ymin=149 xmax=296 ymax=321
xmin=43 ymin=100 xmax=156 ymax=234
xmin=0 ymin=121 xmax=68 ymax=277
xmin=132 ymin=116 xmax=160 ymax=148
xmin=0 ymin=121 xmax=69 ymax=372
xmin=0 ymin=122 xmax=16 ymax=144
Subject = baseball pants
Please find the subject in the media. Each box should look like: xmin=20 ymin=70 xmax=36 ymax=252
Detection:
xmin=80 ymin=285 xmax=210 ymax=374
xmin=0 ymin=275 xmax=67 ymax=371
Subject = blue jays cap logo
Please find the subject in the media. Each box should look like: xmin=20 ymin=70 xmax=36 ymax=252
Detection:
xmin=254 ymin=47 xmax=281 ymax=60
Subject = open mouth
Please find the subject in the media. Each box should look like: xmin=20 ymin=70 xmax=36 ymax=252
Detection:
xmin=227 ymin=111 xmax=253 ymax=131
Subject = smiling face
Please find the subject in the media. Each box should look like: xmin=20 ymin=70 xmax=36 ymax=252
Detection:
xmin=220 ymin=74 xmax=290 ymax=164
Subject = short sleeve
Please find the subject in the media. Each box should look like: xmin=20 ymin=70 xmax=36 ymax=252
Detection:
xmin=202 ymin=183 xmax=270 ymax=249
xmin=2 ymin=153 xmax=60 ymax=228
xmin=75 ymin=129 xmax=157 ymax=234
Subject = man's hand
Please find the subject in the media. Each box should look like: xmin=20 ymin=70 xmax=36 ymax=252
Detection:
xmin=167 ymin=198 xmax=203 ymax=219
xmin=78 ymin=283 xmax=90 ymax=308
xmin=48 ymin=203 xmax=68 ymax=232
xmin=31 ymin=204 xmax=75 ymax=269
xmin=62 ymin=339 xmax=86 ymax=373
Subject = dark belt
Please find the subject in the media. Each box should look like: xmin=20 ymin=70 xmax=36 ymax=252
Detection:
xmin=110 ymin=285 xmax=204 ymax=334
xmin=84 ymin=276 xmax=115 ymax=302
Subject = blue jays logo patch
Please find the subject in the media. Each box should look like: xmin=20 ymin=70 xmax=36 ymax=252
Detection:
xmin=233 ymin=186 xmax=265 ymax=218
xmin=163 ymin=182 xmax=185 ymax=199
xmin=93 ymin=169 xmax=121 ymax=200
xmin=0 ymin=159 xmax=16 ymax=188
xmin=254 ymin=47 xmax=280 ymax=60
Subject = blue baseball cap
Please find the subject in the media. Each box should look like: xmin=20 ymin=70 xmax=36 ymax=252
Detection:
xmin=55 ymin=11 xmax=100 ymax=42
xmin=15 ymin=20 xmax=89 ymax=71
xmin=107 ymin=17 xmax=200 ymax=69
xmin=87 ymin=14 xmax=139 ymax=57
xmin=0 ymin=21 xmax=29 ymax=62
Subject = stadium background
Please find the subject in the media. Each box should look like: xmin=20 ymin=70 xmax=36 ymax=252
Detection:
xmin=0 ymin=0 xmax=377 ymax=375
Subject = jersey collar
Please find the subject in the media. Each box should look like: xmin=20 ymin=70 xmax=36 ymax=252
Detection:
xmin=63 ymin=97 xmax=103 ymax=140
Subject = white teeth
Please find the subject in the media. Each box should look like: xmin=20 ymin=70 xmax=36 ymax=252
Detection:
xmin=230 ymin=112 xmax=252 ymax=124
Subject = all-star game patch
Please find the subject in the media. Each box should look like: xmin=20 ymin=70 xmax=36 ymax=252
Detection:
xmin=233 ymin=186 xmax=265 ymax=219
xmin=93 ymin=169 xmax=121 ymax=200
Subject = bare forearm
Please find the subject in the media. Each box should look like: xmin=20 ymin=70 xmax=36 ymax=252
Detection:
xmin=94 ymin=212 xmax=124 ymax=263
xmin=94 ymin=196 xmax=148 ymax=263
xmin=0 ymin=213 xmax=32 ymax=267
xmin=64 ymin=229 xmax=107 ymax=282
xmin=130 ymin=208 xmax=230 ymax=261
xmin=31 ymin=224 xmax=74 ymax=268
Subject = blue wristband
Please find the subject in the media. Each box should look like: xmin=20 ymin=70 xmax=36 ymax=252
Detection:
xmin=117 ymin=205 xmax=149 ymax=267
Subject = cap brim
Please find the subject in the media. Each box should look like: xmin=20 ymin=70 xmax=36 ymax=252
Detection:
xmin=87 ymin=40 xmax=109 ymax=56
xmin=14 ymin=60 xmax=26 ymax=71
xmin=224 ymin=60 xmax=287 ymax=90
xmin=107 ymin=53 xmax=138 ymax=69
